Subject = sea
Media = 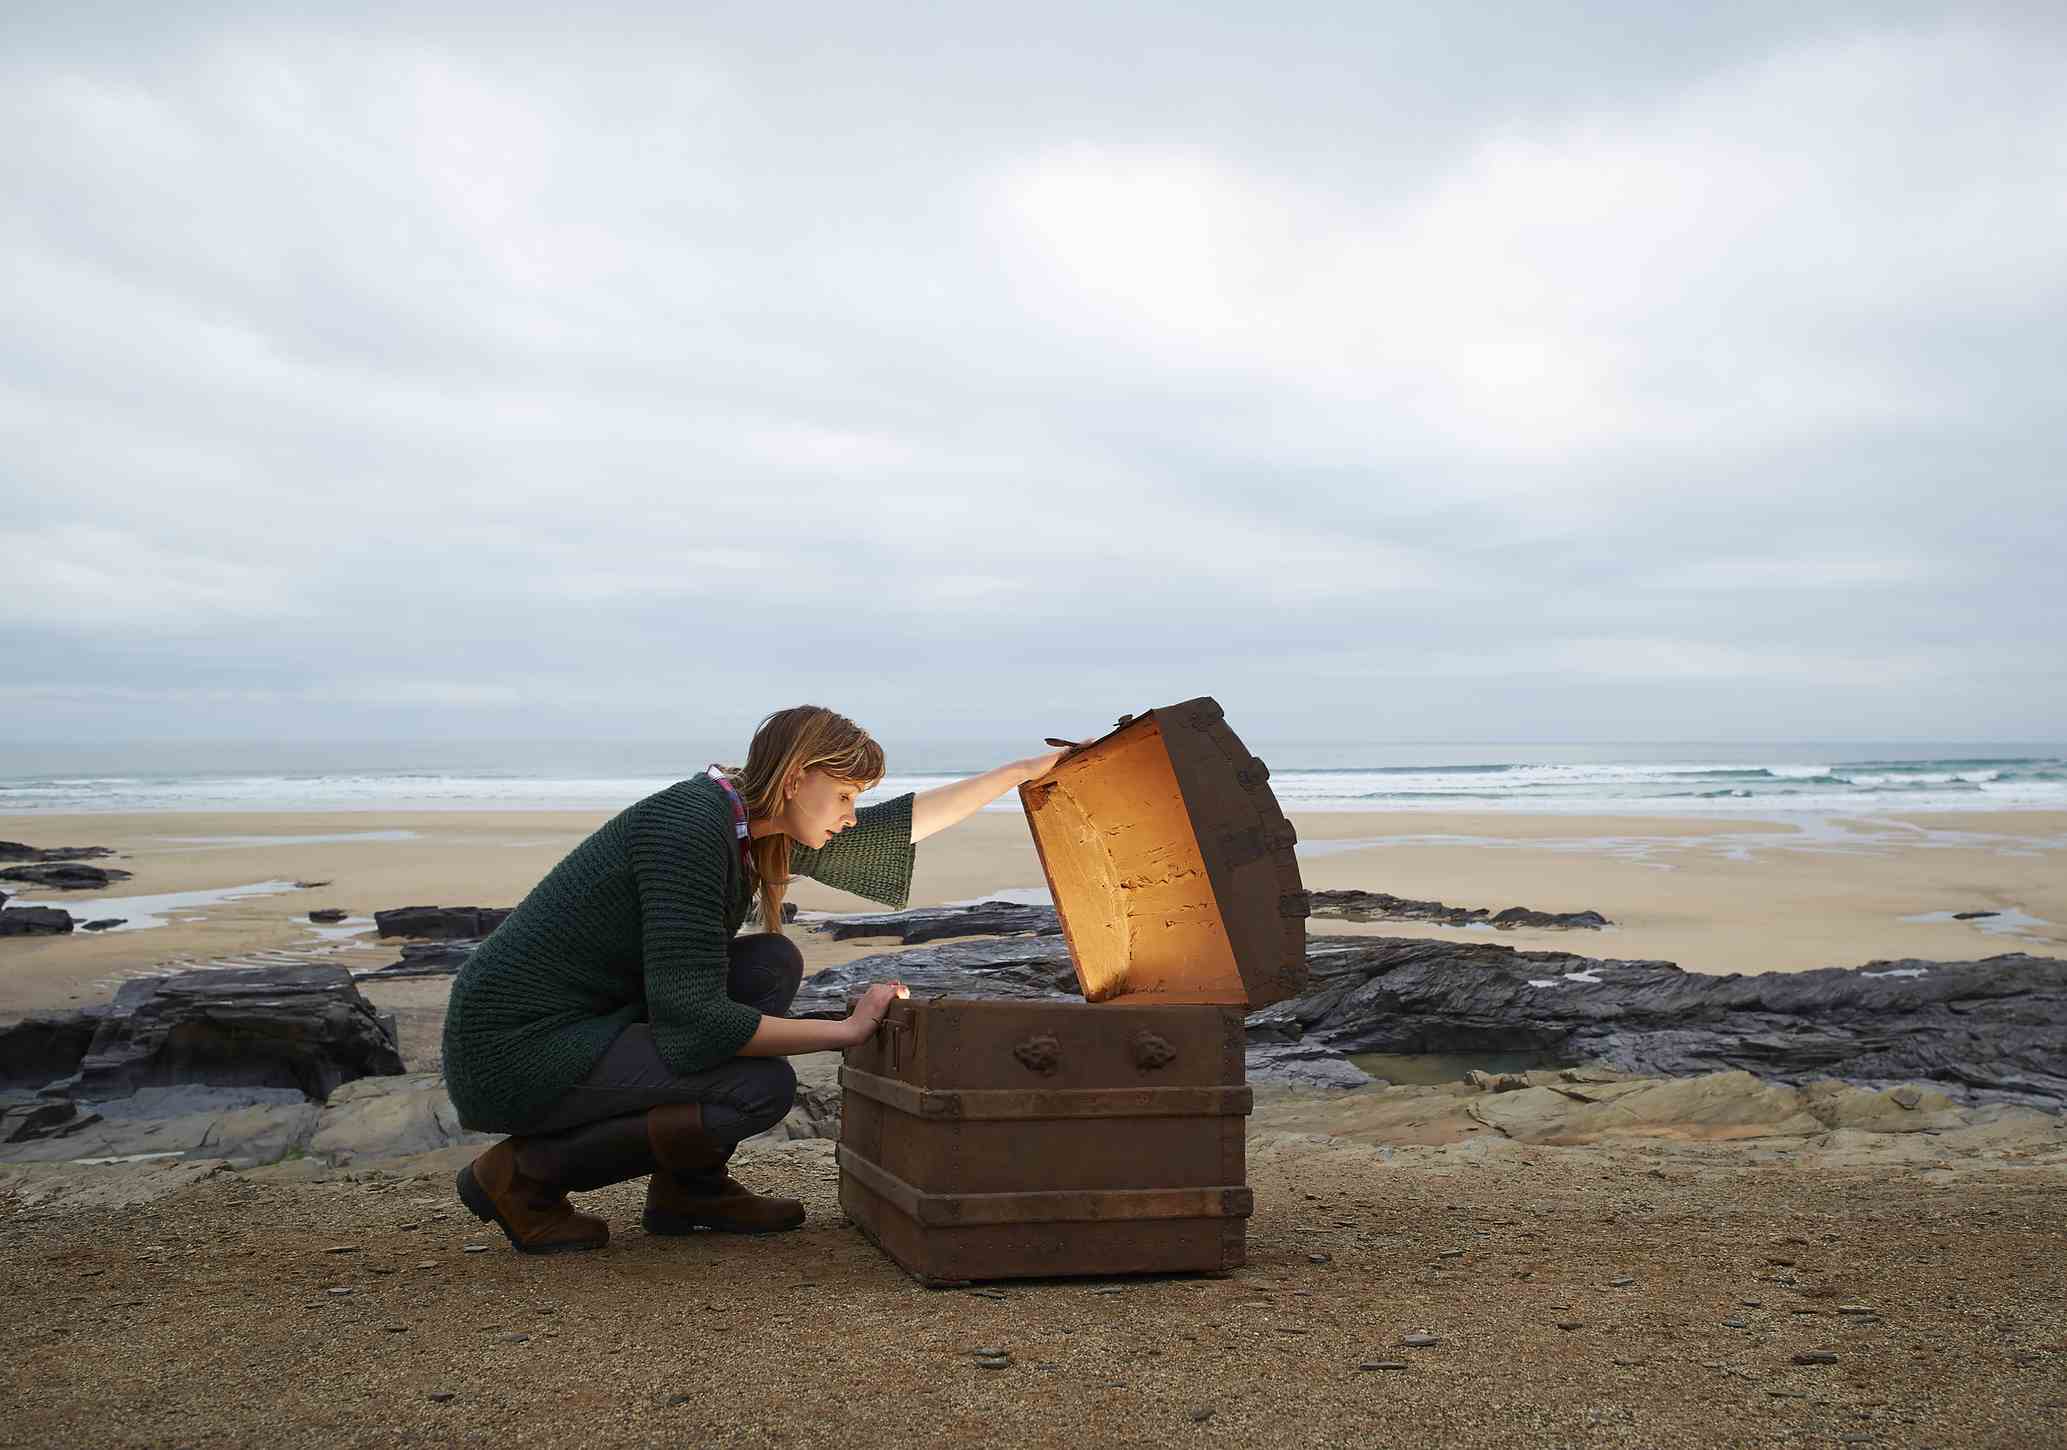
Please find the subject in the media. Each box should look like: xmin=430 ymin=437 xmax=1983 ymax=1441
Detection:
xmin=3 ymin=740 xmax=2063 ymax=816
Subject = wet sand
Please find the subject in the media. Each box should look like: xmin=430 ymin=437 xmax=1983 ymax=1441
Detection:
xmin=4 ymin=807 xmax=2065 ymax=1019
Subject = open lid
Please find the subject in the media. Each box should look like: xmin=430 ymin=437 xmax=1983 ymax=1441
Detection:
xmin=1018 ymin=697 xmax=1310 ymax=1008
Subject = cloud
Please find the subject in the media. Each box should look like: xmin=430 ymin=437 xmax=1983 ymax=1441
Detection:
xmin=0 ymin=5 xmax=2062 ymax=743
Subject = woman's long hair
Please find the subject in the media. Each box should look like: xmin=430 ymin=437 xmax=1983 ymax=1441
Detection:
xmin=725 ymin=705 xmax=885 ymax=935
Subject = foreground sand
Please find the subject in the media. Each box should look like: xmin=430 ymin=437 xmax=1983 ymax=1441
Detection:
xmin=3 ymin=1128 xmax=2062 ymax=1449
xmin=3 ymin=808 xmax=2066 ymax=1021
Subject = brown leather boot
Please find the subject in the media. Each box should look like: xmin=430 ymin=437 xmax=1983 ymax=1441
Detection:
xmin=456 ymin=1138 xmax=610 ymax=1254
xmin=642 ymin=1102 xmax=804 ymax=1235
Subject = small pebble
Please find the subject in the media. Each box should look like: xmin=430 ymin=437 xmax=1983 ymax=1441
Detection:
xmin=1308 ymin=1253 xmax=1331 ymax=1264
xmin=502 ymin=1333 xmax=530 ymax=1344
xmin=462 ymin=1244 xmax=489 ymax=1254
xmin=969 ymin=1346 xmax=1008 ymax=1358
xmin=413 ymin=1262 xmax=438 ymax=1270
xmin=1556 ymin=1320 xmax=1585 ymax=1332
xmin=324 ymin=1245 xmax=356 ymax=1254
xmin=1189 ymin=1407 xmax=1214 ymax=1423
xmin=976 ymin=1357 xmax=1011 ymax=1371
xmin=1359 ymin=1361 xmax=1409 ymax=1371
xmin=325 ymin=1287 xmax=353 ymax=1297
xmin=1609 ymin=1276 xmax=1635 ymax=1287
xmin=1837 ymin=1304 xmax=1878 ymax=1315
xmin=967 ymin=1288 xmax=1009 ymax=1301
xmin=1722 ymin=1319 xmax=1748 ymax=1329
xmin=1742 ymin=1300 xmax=1763 ymax=1308
xmin=1089 ymin=1286 xmax=1125 ymax=1295
xmin=1792 ymin=1351 xmax=1840 ymax=1366
xmin=665 ymin=1394 xmax=692 ymax=1407
xmin=384 ymin=1325 xmax=407 ymax=1334
xmin=1439 ymin=1249 xmax=1465 ymax=1260
xmin=1402 ymin=1333 xmax=1440 ymax=1348
xmin=428 ymin=1392 xmax=455 ymax=1404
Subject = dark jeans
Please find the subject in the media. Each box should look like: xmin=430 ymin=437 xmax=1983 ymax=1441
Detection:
xmin=528 ymin=932 xmax=803 ymax=1143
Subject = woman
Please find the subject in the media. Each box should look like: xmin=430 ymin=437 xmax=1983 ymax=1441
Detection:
xmin=443 ymin=705 xmax=1065 ymax=1253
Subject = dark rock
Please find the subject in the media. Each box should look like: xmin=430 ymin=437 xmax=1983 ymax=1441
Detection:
xmin=1 ymin=1096 xmax=100 ymax=1144
xmin=1244 ymin=1040 xmax=1374 ymax=1090
xmin=309 ymin=909 xmax=349 ymax=924
xmin=295 ymin=880 xmax=333 ymax=889
xmin=81 ymin=918 xmax=126 ymax=932
xmin=0 ymin=906 xmax=74 ymax=936
xmin=1792 ymin=1351 xmax=1839 ymax=1365
xmin=353 ymin=941 xmax=481 ymax=981
xmin=1273 ymin=938 xmax=2067 ymax=1108
xmin=374 ymin=905 xmax=512 ymax=940
xmin=44 ymin=963 xmax=404 ymax=1102
xmin=1952 ymin=911 xmax=2000 ymax=920
xmin=806 ymin=900 xmax=1062 ymax=945
xmin=0 ymin=1009 xmax=107 ymax=1089
xmin=0 ymin=841 xmax=117 ymax=863
xmin=0 ymin=862 xmax=132 ymax=890
xmin=1309 ymin=890 xmax=1609 ymax=930
xmin=1490 ymin=905 xmax=1611 ymax=930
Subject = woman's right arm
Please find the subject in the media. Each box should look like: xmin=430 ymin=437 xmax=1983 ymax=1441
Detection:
xmin=738 ymin=981 xmax=903 ymax=1057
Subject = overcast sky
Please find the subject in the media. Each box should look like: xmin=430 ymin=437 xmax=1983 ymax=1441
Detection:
xmin=4 ymin=3 xmax=2063 ymax=752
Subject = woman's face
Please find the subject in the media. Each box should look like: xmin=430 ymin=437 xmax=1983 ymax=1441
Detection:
xmin=782 ymin=768 xmax=864 ymax=847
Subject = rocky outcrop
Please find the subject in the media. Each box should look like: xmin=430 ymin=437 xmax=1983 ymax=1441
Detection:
xmin=81 ymin=918 xmax=125 ymax=932
xmin=27 ymin=963 xmax=405 ymax=1103
xmin=1309 ymin=890 xmax=1609 ymax=930
xmin=373 ymin=905 xmax=512 ymax=940
xmin=1 ymin=906 xmax=74 ymax=936
xmin=1267 ymin=938 xmax=2067 ymax=1106
xmin=806 ymin=900 xmax=1062 ymax=945
xmin=0 ymin=842 xmax=117 ymax=863
xmin=308 ymin=909 xmax=347 ymax=924
xmin=0 ymin=863 xmax=131 ymax=890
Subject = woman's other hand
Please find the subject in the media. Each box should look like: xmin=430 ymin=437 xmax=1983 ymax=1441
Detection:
xmin=843 ymin=981 xmax=905 ymax=1046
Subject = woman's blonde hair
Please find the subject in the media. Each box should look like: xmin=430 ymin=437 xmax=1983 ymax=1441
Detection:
xmin=725 ymin=705 xmax=885 ymax=935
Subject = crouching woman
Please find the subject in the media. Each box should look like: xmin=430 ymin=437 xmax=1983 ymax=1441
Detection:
xmin=442 ymin=705 xmax=1063 ymax=1253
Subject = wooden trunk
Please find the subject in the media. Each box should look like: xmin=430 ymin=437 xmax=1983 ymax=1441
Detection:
xmin=837 ymin=999 xmax=1249 ymax=1285
xmin=837 ymin=696 xmax=1308 ymax=1286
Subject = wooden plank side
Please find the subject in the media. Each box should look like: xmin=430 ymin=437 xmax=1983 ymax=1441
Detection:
xmin=841 ymin=1066 xmax=1252 ymax=1121
xmin=838 ymin=1146 xmax=1252 ymax=1227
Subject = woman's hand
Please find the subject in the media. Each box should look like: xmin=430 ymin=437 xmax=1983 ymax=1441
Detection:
xmin=843 ymin=981 xmax=905 ymax=1046
xmin=1018 ymin=745 xmax=1071 ymax=784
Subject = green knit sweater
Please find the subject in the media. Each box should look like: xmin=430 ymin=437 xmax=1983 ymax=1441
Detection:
xmin=442 ymin=774 xmax=915 ymax=1132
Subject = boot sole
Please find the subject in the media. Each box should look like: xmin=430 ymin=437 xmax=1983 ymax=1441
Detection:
xmin=642 ymin=1209 xmax=804 ymax=1237
xmin=456 ymin=1164 xmax=607 ymax=1255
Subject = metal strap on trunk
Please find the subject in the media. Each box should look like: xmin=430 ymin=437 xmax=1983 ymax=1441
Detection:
xmin=840 ymin=1067 xmax=1253 ymax=1121
xmin=837 ymin=1145 xmax=1255 ymax=1227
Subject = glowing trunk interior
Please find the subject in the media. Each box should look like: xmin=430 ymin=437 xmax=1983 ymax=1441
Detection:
xmin=1022 ymin=718 xmax=1248 ymax=1004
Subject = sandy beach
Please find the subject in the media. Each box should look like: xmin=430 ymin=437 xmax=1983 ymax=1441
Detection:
xmin=5 ymin=807 xmax=2065 ymax=1023
xmin=6 ymin=809 xmax=2067 ymax=1447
